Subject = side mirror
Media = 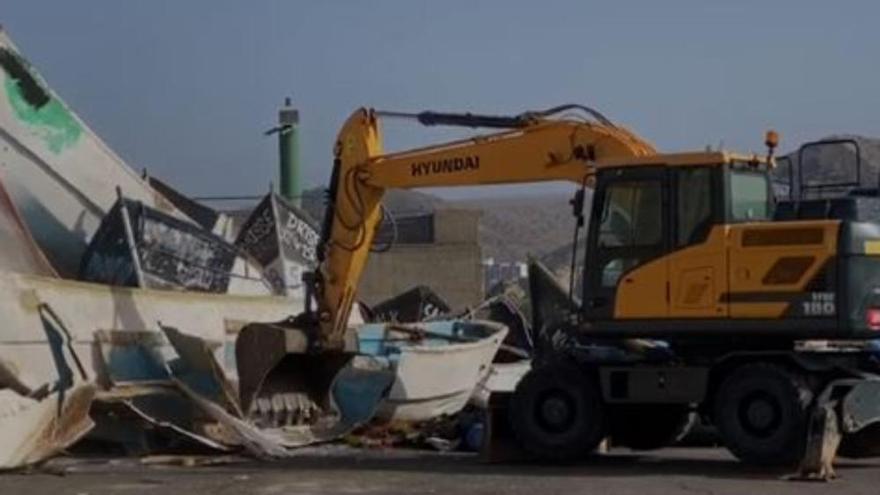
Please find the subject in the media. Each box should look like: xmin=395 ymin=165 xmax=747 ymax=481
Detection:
xmin=570 ymin=188 xmax=586 ymax=227
xmin=570 ymin=188 xmax=585 ymax=217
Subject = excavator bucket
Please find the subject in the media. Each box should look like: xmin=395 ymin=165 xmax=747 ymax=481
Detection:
xmin=235 ymin=317 xmax=357 ymax=429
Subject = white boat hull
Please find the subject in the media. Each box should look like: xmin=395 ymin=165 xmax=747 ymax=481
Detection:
xmin=0 ymin=271 xmax=300 ymax=386
xmin=0 ymin=29 xmax=185 ymax=276
xmin=357 ymin=321 xmax=507 ymax=422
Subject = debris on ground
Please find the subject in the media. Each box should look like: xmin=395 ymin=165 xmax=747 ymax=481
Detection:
xmin=0 ymin=331 xmax=95 ymax=470
xmin=0 ymin=26 xmax=527 ymax=469
xmin=137 ymin=454 xmax=247 ymax=468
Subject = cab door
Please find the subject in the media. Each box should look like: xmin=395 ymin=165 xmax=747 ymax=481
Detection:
xmin=667 ymin=166 xmax=729 ymax=318
xmin=583 ymin=166 xmax=670 ymax=320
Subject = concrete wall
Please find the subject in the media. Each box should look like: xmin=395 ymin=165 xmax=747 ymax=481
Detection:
xmin=359 ymin=208 xmax=483 ymax=311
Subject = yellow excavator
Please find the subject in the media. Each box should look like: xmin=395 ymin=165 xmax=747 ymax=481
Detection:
xmin=237 ymin=105 xmax=880 ymax=477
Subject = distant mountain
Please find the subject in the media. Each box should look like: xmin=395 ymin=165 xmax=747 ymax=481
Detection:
xmin=300 ymin=186 xmax=584 ymax=264
xmin=299 ymin=187 xmax=448 ymax=225
xmin=540 ymin=234 xmax=586 ymax=271
xmin=454 ymin=193 xmax=587 ymax=263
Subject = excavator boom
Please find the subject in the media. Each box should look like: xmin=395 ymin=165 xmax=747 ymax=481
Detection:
xmin=317 ymin=107 xmax=656 ymax=345
xmin=234 ymin=104 xmax=656 ymax=431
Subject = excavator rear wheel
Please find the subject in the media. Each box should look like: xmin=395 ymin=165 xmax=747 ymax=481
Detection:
xmin=509 ymin=362 xmax=606 ymax=461
xmin=713 ymin=363 xmax=812 ymax=466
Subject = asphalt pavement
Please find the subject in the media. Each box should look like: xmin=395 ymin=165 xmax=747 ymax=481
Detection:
xmin=2 ymin=446 xmax=878 ymax=495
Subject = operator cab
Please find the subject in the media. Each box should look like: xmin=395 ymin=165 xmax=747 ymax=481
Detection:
xmin=577 ymin=141 xmax=880 ymax=340
xmin=581 ymin=153 xmax=774 ymax=321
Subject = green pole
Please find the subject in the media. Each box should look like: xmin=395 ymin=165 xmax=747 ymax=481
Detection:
xmin=278 ymin=97 xmax=301 ymax=206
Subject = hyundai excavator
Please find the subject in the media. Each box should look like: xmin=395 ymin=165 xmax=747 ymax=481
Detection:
xmin=236 ymin=105 xmax=880 ymax=478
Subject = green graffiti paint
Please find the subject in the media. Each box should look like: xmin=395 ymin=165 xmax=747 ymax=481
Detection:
xmin=4 ymin=73 xmax=82 ymax=154
xmin=4 ymin=77 xmax=82 ymax=154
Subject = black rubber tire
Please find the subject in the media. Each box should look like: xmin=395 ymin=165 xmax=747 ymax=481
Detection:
xmin=509 ymin=363 xmax=606 ymax=461
xmin=713 ymin=363 xmax=812 ymax=466
xmin=609 ymin=405 xmax=696 ymax=451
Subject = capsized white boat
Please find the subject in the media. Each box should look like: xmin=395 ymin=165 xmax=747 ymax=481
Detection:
xmin=0 ymin=28 xmax=290 ymax=297
xmin=353 ymin=320 xmax=507 ymax=422
xmin=0 ymin=27 xmax=189 ymax=277
xmin=0 ymin=154 xmax=300 ymax=385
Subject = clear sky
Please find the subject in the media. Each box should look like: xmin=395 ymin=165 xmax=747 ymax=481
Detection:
xmin=4 ymin=1 xmax=880 ymax=199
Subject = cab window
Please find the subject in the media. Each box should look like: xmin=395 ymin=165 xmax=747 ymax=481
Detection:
xmin=730 ymin=170 xmax=770 ymax=222
xmin=598 ymin=180 xmax=663 ymax=248
xmin=597 ymin=179 xmax=663 ymax=287
xmin=676 ymin=167 xmax=714 ymax=246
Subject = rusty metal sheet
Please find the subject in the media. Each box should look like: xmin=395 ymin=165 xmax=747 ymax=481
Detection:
xmin=93 ymin=329 xmax=241 ymax=453
xmin=161 ymin=325 xmax=242 ymax=417
xmin=0 ymin=384 xmax=95 ymax=469
xmin=96 ymin=325 xmax=392 ymax=455
xmin=0 ymin=324 xmax=95 ymax=470
xmin=169 ymin=378 xmax=290 ymax=459
xmin=94 ymin=330 xmax=284 ymax=457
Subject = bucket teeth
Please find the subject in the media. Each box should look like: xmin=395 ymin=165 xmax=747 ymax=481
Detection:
xmin=283 ymin=393 xmax=297 ymax=425
xmin=248 ymin=392 xmax=321 ymax=427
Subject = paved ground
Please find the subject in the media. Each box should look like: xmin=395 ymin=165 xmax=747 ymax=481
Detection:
xmin=2 ymin=446 xmax=879 ymax=495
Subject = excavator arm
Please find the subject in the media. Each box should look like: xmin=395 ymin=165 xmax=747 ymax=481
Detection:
xmin=234 ymin=104 xmax=655 ymax=433
xmin=315 ymin=106 xmax=657 ymax=347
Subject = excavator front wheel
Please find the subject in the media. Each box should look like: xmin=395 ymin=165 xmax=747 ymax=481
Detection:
xmin=713 ymin=363 xmax=812 ymax=466
xmin=509 ymin=362 xmax=606 ymax=461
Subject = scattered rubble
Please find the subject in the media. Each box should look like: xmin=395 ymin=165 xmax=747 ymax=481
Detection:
xmin=0 ymin=322 xmax=94 ymax=470
xmin=0 ymin=23 xmax=721 ymax=474
xmin=0 ymin=383 xmax=95 ymax=469
xmin=0 ymin=26 xmax=537 ymax=469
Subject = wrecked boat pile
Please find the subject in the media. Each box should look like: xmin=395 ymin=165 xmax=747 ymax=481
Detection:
xmin=0 ymin=27 xmax=527 ymax=469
